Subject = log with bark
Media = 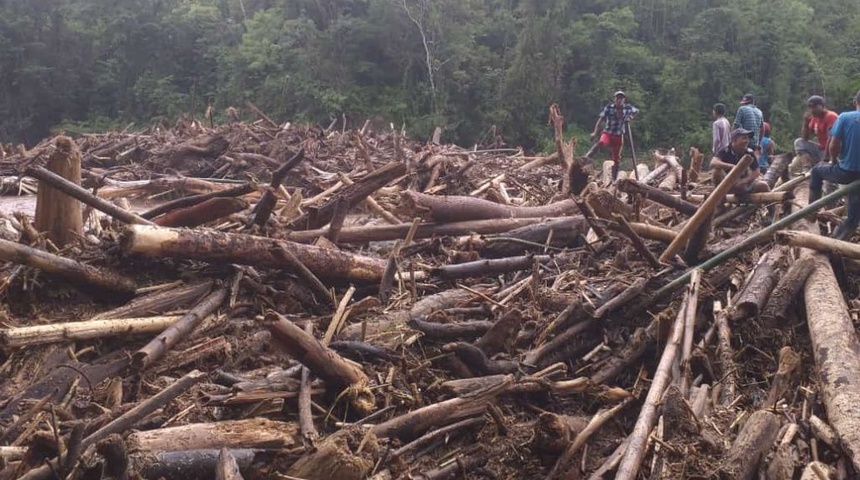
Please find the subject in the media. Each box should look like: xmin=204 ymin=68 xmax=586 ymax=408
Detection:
xmin=152 ymin=197 xmax=249 ymax=228
xmin=760 ymin=256 xmax=815 ymax=325
xmin=728 ymin=248 xmax=783 ymax=321
xmin=141 ymin=182 xmax=257 ymax=220
xmin=0 ymin=238 xmax=136 ymax=298
xmin=402 ymin=190 xmax=578 ymax=223
xmin=121 ymin=225 xmax=387 ymax=283
xmin=0 ymin=315 xmax=182 ymax=349
xmin=718 ymin=410 xmax=781 ymax=480
xmin=126 ymin=418 xmax=300 ymax=452
xmin=616 ymin=178 xmax=698 ymax=216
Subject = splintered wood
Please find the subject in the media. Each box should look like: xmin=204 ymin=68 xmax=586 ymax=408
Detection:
xmin=1 ymin=112 xmax=859 ymax=480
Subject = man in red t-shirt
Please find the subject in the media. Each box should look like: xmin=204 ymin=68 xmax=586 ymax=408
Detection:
xmin=793 ymin=95 xmax=838 ymax=171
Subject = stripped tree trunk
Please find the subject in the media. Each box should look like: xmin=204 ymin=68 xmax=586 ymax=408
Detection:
xmin=34 ymin=136 xmax=83 ymax=246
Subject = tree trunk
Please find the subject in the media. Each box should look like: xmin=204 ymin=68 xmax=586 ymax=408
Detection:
xmin=122 ymin=225 xmax=387 ymax=283
xmin=141 ymin=182 xmax=256 ymax=220
xmin=34 ymin=136 xmax=82 ymax=246
xmin=760 ymin=257 xmax=815 ymax=325
xmin=0 ymin=238 xmax=136 ymax=298
xmin=729 ymin=248 xmax=783 ymax=321
xmin=777 ymin=230 xmax=860 ymax=259
xmin=686 ymin=191 xmax=792 ymax=204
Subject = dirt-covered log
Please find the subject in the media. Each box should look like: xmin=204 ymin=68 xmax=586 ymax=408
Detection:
xmin=34 ymin=136 xmax=83 ymax=246
xmin=153 ymin=197 xmax=248 ymax=227
xmin=122 ymin=225 xmax=387 ymax=282
xmin=403 ymin=190 xmax=578 ymax=222
xmin=0 ymin=238 xmax=136 ymax=297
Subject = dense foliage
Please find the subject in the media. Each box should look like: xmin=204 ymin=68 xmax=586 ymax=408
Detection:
xmin=1 ymin=0 xmax=859 ymax=152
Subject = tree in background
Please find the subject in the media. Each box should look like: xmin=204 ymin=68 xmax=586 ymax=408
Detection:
xmin=0 ymin=0 xmax=858 ymax=154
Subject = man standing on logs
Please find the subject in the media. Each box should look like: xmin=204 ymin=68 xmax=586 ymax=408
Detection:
xmin=710 ymin=128 xmax=770 ymax=194
xmin=585 ymin=91 xmax=639 ymax=180
xmin=733 ymin=94 xmax=764 ymax=153
xmin=809 ymin=90 xmax=860 ymax=240
xmin=793 ymin=95 xmax=838 ymax=173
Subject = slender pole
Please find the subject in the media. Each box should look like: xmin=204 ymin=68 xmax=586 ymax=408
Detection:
xmin=652 ymin=179 xmax=860 ymax=302
xmin=626 ymin=121 xmax=639 ymax=181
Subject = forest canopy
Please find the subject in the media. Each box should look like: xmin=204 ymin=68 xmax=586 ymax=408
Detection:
xmin=1 ymin=0 xmax=859 ymax=152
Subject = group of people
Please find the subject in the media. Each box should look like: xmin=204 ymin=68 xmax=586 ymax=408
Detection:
xmin=585 ymin=89 xmax=860 ymax=240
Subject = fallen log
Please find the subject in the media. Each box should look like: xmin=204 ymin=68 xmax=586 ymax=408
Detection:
xmin=659 ymin=154 xmax=754 ymax=263
xmin=478 ymin=217 xmax=587 ymax=257
xmin=291 ymin=162 xmax=406 ymax=229
xmin=0 ymin=238 xmax=136 ymax=298
xmin=263 ymin=311 xmax=374 ymax=414
xmin=122 ymin=225 xmax=387 ymax=283
xmin=614 ymin=270 xmax=699 ymax=480
xmin=0 ymin=315 xmax=182 ymax=349
xmin=92 ymin=280 xmax=212 ymax=320
xmin=728 ymin=248 xmax=782 ymax=321
xmin=141 ymin=182 xmax=257 ymax=220
xmin=641 ymin=163 xmax=669 ymax=186
xmin=153 ymin=197 xmax=248 ymax=228
xmin=126 ymin=418 xmax=300 ymax=452
xmin=612 ymin=214 xmax=661 ymax=268
xmin=371 ymin=377 xmax=510 ymax=441
xmin=713 ymin=172 xmax=807 ymax=228
xmin=433 ymin=254 xmax=555 ymax=280
xmin=132 ymin=448 xmax=256 ymax=480
xmin=34 ymin=136 xmax=83 ymax=247
xmin=403 ymin=190 xmax=578 ymax=223
xmin=26 ymin=165 xmax=155 ymax=225
xmin=718 ymin=410 xmax=781 ymax=480
xmin=776 ymin=230 xmax=860 ymax=259
xmin=686 ymin=191 xmax=792 ymax=204
xmin=688 ymin=147 xmax=703 ymax=182
xmin=616 ymin=179 xmax=698 ymax=216
xmin=764 ymin=346 xmax=800 ymax=408
xmin=760 ymin=257 xmax=815 ymax=325
xmin=132 ymin=288 xmax=227 ymax=371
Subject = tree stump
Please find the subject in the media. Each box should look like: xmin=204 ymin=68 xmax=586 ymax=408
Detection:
xmin=34 ymin=136 xmax=82 ymax=246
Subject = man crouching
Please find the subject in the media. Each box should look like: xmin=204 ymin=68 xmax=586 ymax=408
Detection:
xmin=710 ymin=128 xmax=770 ymax=194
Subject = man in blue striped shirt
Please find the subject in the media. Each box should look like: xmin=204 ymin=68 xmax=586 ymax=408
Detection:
xmin=733 ymin=94 xmax=764 ymax=150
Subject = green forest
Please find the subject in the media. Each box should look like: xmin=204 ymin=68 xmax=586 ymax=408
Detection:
xmin=1 ymin=0 xmax=859 ymax=153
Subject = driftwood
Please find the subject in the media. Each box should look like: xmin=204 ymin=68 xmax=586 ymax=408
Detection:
xmin=132 ymin=288 xmax=228 ymax=370
xmin=141 ymin=182 xmax=257 ymax=220
xmin=287 ymin=429 xmax=379 ymax=480
xmin=659 ymin=154 xmax=754 ymax=262
xmin=403 ymin=190 xmax=578 ymax=222
xmin=687 ymin=191 xmax=792 ymax=204
xmin=153 ymin=197 xmax=248 ymax=227
xmin=0 ymin=315 xmax=182 ymax=349
xmin=27 ymin=165 xmax=155 ymax=225
xmin=292 ymin=162 xmax=406 ymax=229
xmin=126 ymin=418 xmax=300 ymax=452
xmin=122 ymin=225 xmax=387 ymax=282
xmin=615 ymin=270 xmax=700 ymax=480
xmin=252 ymin=148 xmax=305 ymax=226
xmin=764 ymin=346 xmax=800 ymax=408
xmin=616 ymin=178 xmax=698 ymax=216
xmin=0 ymin=238 xmax=136 ymax=298
xmin=216 ymin=448 xmax=246 ymax=480
xmin=760 ymin=256 xmax=814 ymax=325
xmin=718 ymin=410 xmax=781 ymax=480
xmin=92 ymin=281 xmax=212 ymax=320
xmin=777 ymin=230 xmax=860 ymax=259
xmin=729 ymin=248 xmax=782 ymax=321
xmin=263 ymin=311 xmax=374 ymax=413
xmin=34 ymin=136 xmax=83 ymax=246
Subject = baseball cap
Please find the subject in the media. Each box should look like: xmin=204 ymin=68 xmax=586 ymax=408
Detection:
xmin=731 ymin=128 xmax=752 ymax=139
xmin=807 ymin=95 xmax=826 ymax=107
xmin=740 ymin=94 xmax=754 ymax=105
xmin=614 ymin=91 xmax=626 ymax=98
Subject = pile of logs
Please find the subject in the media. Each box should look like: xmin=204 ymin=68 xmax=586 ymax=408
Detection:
xmin=1 ymin=108 xmax=860 ymax=480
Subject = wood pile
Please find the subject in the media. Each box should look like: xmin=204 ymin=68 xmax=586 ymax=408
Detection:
xmin=1 ymin=108 xmax=860 ymax=479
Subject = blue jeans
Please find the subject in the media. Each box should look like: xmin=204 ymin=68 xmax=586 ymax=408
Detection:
xmin=810 ymin=163 xmax=860 ymax=239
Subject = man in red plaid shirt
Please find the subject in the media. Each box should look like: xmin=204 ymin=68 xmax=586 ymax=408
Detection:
xmin=585 ymin=91 xmax=639 ymax=179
